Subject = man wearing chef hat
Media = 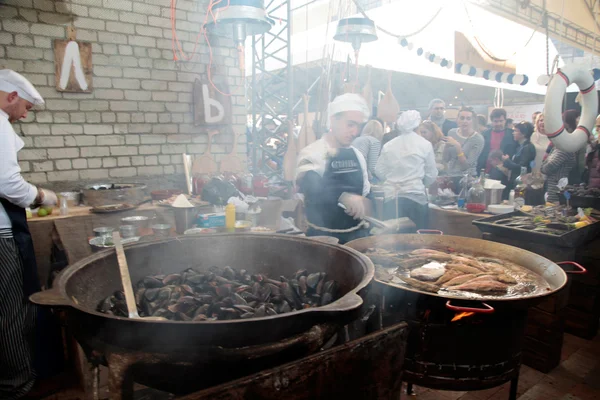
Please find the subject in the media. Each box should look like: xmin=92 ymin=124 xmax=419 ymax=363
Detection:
xmin=296 ymin=93 xmax=372 ymax=244
xmin=0 ymin=69 xmax=58 ymax=398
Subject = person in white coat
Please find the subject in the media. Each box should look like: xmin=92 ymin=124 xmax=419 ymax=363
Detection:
xmin=0 ymin=69 xmax=58 ymax=399
xmin=375 ymin=110 xmax=438 ymax=229
xmin=296 ymin=94 xmax=371 ymax=244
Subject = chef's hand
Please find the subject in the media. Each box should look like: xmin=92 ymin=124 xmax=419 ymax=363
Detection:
xmin=38 ymin=188 xmax=58 ymax=206
xmin=339 ymin=192 xmax=366 ymax=220
xmin=502 ymin=154 xmax=510 ymax=161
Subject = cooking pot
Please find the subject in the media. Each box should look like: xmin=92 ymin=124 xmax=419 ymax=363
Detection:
xmin=31 ymin=234 xmax=374 ymax=352
xmin=82 ymin=183 xmax=148 ymax=207
xmin=345 ymin=234 xmax=584 ymax=391
xmin=345 ymin=234 xmax=580 ymax=307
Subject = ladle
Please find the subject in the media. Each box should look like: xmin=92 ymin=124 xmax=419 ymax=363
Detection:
xmin=112 ymin=232 xmax=166 ymax=321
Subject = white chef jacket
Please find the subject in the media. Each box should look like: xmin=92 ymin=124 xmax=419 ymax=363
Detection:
xmin=375 ymin=131 xmax=438 ymax=204
xmin=0 ymin=109 xmax=38 ymax=229
xmin=296 ymin=138 xmax=371 ymax=197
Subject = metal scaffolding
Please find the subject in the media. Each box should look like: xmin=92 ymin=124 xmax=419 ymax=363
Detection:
xmin=482 ymin=0 xmax=600 ymax=55
xmin=250 ymin=0 xmax=293 ymax=186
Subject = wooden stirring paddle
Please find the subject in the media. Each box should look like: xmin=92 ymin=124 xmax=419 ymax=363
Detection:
xmin=112 ymin=232 xmax=165 ymax=321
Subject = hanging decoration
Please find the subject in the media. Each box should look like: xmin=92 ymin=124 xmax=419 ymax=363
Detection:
xmin=398 ymin=37 xmax=529 ymax=86
xmin=542 ymin=64 xmax=598 ymax=153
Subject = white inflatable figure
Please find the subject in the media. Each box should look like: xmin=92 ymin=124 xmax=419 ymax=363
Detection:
xmin=542 ymin=64 xmax=598 ymax=152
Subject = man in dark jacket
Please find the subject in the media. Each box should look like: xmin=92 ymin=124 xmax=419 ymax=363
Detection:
xmin=477 ymin=108 xmax=518 ymax=173
xmin=427 ymin=99 xmax=456 ymax=136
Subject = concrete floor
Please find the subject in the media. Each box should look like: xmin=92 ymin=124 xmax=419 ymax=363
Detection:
xmin=42 ymin=331 xmax=600 ymax=400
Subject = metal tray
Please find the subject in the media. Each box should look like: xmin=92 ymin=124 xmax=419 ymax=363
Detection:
xmin=472 ymin=210 xmax=600 ymax=248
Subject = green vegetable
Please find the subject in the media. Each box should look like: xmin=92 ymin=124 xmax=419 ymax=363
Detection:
xmin=584 ymin=208 xmax=593 ymax=217
xmin=533 ymin=216 xmax=544 ymax=223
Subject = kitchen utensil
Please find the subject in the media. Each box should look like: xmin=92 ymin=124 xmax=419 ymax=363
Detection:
xmin=361 ymin=64 xmax=373 ymax=113
xmin=473 ymin=210 xmax=600 ymax=248
xmin=220 ymin=128 xmax=245 ymax=174
xmin=88 ymin=236 xmax=140 ymax=250
xmin=121 ymin=216 xmax=149 ymax=229
xmin=191 ymin=129 xmax=219 ymax=176
xmin=91 ymin=203 xmax=137 ymax=213
xmin=112 ymin=232 xmax=165 ymax=321
xmin=119 ymin=225 xmax=139 ymax=239
xmin=337 ymin=203 xmax=399 ymax=233
xmin=82 ymin=183 xmax=147 ymax=207
xmin=93 ymin=227 xmax=114 ymax=238
xmin=152 ymin=224 xmax=172 ymax=238
xmin=183 ymin=153 xmax=193 ymax=195
xmin=377 ymin=71 xmax=399 ymax=124
xmin=487 ymin=204 xmax=514 ymax=215
xmin=173 ymin=206 xmax=198 ymax=234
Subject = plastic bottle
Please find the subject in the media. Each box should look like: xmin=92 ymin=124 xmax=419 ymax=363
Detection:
xmin=508 ymin=190 xmax=515 ymax=206
xmin=457 ymin=171 xmax=469 ymax=210
xmin=514 ymin=167 xmax=527 ymax=209
xmin=225 ymin=203 xmax=236 ymax=232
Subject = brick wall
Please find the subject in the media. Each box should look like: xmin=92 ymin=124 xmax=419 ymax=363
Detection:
xmin=0 ymin=0 xmax=247 ymax=189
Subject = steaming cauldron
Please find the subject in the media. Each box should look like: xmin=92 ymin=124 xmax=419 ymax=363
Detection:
xmin=31 ymin=234 xmax=374 ymax=395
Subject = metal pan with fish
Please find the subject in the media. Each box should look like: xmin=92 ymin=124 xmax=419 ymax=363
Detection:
xmin=345 ymin=234 xmax=584 ymax=308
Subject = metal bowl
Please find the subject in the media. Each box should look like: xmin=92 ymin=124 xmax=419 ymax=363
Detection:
xmin=152 ymin=224 xmax=172 ymax=238
xmin=121 ymin=215 xmax=149 ymax=229
xmin=119 ymin=225 xmax=139 ymax=238
xmin=93 ymin=227 xmax=114 ymax=238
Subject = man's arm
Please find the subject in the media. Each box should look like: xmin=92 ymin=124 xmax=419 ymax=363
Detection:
xmin=0 ymin=120 xmax=38 ymax=208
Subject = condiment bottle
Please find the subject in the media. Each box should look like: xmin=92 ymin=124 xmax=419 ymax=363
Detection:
xmin=225 ymin=203 xmax=236 ymax=232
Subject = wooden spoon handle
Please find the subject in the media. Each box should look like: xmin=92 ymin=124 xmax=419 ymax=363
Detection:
xmin=112 ymin=232 xmax=139 ymax=319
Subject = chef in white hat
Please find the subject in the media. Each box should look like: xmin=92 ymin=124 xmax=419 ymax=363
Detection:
xmin=375 ymin=110 xmax=438 ymax=229
xmin=296 ymin=93 xmax=372 ymax=244
xmin=0 ymin=69 xmax=58 ymax=399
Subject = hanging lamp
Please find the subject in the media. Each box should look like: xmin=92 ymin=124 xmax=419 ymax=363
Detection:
xmin=333 ymin=17 xmax=378 ymax=52
xmin=205 ymin=0 xmax=274 ymax=76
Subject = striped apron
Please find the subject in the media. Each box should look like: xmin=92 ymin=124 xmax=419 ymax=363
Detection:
xmin=0 ymin=198 xmax=39 ymax=399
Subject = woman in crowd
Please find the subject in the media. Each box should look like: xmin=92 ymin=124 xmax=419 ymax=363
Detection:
xmin=419 ymin=120 xmax=446 ymax=173
xmin=541 ymin=143 xmax=576 ymax=203
xmin=443 ymin=107 xmax=484 ymax=176
xmin=352 ymin=119 xmax=384 ymax=182
xmin=375 ymin=110 xmax=438 ymax=229
xmin=502 ymin=121 xmax=536 ymax=196
xmin=531 ymin=113 xmax=550 ymax=174
xmin=563 ymin=109 xmax=585 ymax=185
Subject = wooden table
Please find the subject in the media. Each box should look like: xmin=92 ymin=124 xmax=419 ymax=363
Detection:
xmin=428 ymin=206 xmax=489 ymax=238
xmin=27 ymin=203 xmax=177 ymax=287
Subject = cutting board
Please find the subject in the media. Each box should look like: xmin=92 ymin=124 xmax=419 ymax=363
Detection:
xmin=362 ymin=65 xmax=373 ymax=115
xmin=297 ymin=95 xmax=316 ymax=152
xmin=219 ymin=128 xmax=244 ymax=174
xmin=191 ymin=129 xmax=219 ymax=176
xmin=377 ymin=71 xmax=399 ymax=124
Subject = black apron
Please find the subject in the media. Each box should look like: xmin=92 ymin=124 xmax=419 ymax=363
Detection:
xmin=306 ymin=148 xmax=369 ymax=244
xmin=0 ymin=198 xmax=64 ymax=380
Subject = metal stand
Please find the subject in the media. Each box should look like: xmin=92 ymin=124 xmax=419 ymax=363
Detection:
xmin=509 ymin=375 xmax=519 ymax=400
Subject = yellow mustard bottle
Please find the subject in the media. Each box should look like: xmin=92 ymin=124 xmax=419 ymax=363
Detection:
xmin=225 ymin=203 xmax=236 ymax=232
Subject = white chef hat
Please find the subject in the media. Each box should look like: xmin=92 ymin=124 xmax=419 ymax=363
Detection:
xmin=0 ymin=69 xmax=44 ymax=106
xmin=327 ymin=93 xmax=370 ymax=129
xmin=396 ymin=110 xmax=421 ymax=134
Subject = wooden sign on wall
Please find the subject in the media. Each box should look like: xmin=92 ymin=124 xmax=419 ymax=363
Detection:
xmin=193 ymin=76 xmax=232 ymax=126
xmin=54 ymin=39 xmax=93 ymax=93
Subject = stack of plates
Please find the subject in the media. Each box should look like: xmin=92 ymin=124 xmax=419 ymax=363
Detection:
xmin=487 ymin=204 xmax=514 ymax=215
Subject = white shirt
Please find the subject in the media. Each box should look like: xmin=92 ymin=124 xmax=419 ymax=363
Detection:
xmin=296 ymin=138 xmax=371 ymax=197
xmin=375 ymin=131 xmax=438 ymax=204
xmin=531 ymin=131 xmax=550 ymax=174
xmin=0 ymin=109 xmax=38 ymax=229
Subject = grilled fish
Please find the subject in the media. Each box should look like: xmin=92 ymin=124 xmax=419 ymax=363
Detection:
xmin=451 ymin=280 xmax=509 ymax=293
xmin=400 ymin=277 xmax=440 ymax=293
xmin=442 ymin=274 xmax=476 ymax=287
xmin=446 ymin=264 xmax=481 ymax=275
xmin=434 ymin=269 xmax=464 ymax=285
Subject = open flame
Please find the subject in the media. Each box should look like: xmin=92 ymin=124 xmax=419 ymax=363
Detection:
xmin=451 ymin=311 xmax=475 ymax=322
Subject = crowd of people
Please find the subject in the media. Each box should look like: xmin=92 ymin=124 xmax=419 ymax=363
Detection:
xmin=295 ymin=93 xmax=600 ymax=244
